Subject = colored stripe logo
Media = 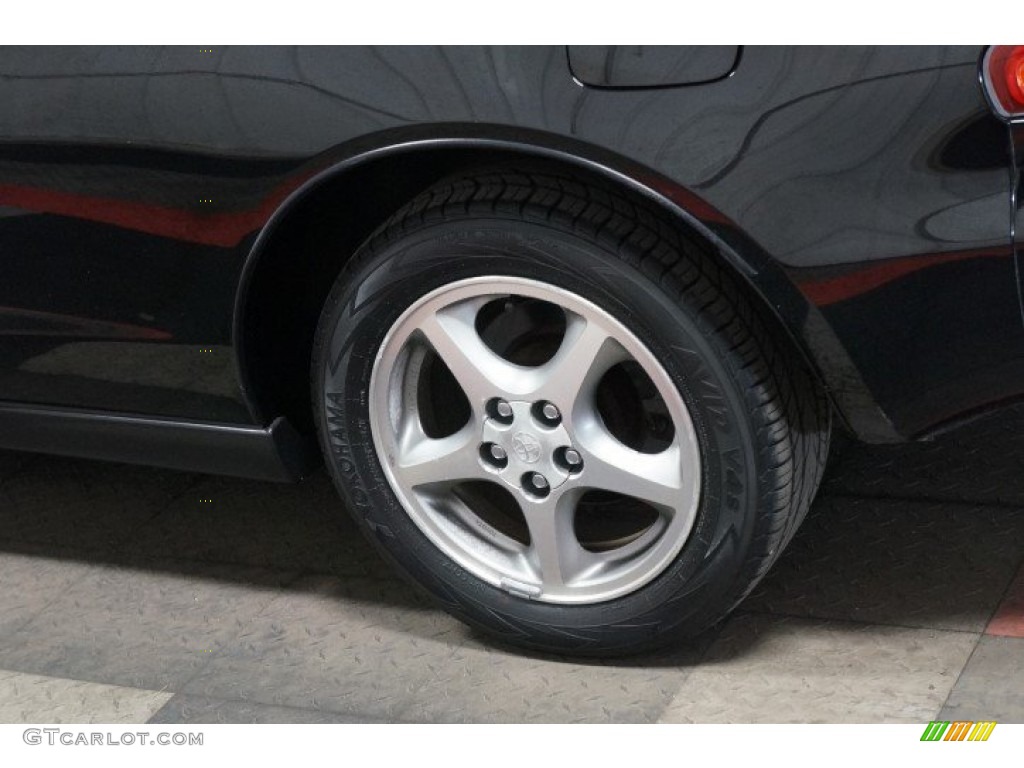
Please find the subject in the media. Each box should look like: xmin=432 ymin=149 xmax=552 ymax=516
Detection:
xmin=920 ymin=721 xmax=997 ymax=741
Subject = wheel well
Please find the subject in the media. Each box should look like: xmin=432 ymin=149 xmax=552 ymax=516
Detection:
xmin=238 ymin=148 xmax=472 ymax=434
xmin=237 ymin=144 xmax=824 ymax=439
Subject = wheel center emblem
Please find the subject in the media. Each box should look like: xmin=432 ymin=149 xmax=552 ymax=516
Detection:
xmin=511 ymin=431 xmax=542 ymax=464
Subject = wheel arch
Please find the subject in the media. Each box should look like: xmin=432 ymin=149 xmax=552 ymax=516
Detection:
xmin=233 ymin=127 xmax=885 ymax=440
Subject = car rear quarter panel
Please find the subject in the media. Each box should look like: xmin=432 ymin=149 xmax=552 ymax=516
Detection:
xmin=0 ymin=45 xmax=1018 ymax=441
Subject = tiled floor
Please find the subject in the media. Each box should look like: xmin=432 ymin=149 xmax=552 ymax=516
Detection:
xmin=0 ymin=405 xmax=1022 ymax=724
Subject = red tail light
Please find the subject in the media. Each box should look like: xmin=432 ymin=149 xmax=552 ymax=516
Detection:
xmin=983 ymin=45 xmax=1024 ymax=120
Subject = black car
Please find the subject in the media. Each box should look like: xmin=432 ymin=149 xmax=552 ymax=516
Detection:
xmin=1 ymin=45 xmax=1021 ymax=655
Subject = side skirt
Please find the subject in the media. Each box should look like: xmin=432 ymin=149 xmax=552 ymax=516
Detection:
xmin=0 ymin=402 xmax=319 ymax=482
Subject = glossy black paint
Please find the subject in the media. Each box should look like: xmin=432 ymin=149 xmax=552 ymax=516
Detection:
xmin=1013 ymin=121 xmax=1024 ymax=343
xmin=0 ymin=404 xmax=315 ymax=480
xmin=0 ymin=45 xmax=1019 ymax=468
xmin=566 ymin=46 xmax=740 ymax=88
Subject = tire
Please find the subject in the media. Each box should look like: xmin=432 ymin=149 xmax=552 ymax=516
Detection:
xmin=312 ymin=169 xmax=831 ymax=656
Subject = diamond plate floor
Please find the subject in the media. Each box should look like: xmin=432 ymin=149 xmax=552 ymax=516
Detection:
xmin=0 ymin=404 xmax=1023 ymax=723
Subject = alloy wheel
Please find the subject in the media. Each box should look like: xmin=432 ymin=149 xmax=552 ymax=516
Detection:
xmin=369 ymin=276 xmax=701 ymax=604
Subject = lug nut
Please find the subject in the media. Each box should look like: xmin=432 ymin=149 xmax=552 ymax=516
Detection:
xmin=522 ymin=471 xmax=550 ymax=497
xmin=555 ymin=446 xmax=583 ymax=473
xmin=534 ymin=401 xmax=561 ymax=426
xmin=481 ymin=442 xmax=508 ymax=469
xmin=488 ymin=398 xmax=514 ymax=422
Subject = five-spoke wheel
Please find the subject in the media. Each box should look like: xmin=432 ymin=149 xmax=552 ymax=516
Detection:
xmin=369 ymin=277 xmax=701 ymax=603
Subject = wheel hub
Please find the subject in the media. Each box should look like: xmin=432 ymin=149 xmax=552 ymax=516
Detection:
xmin=481 ymin=400 xmax=574 ymax=496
